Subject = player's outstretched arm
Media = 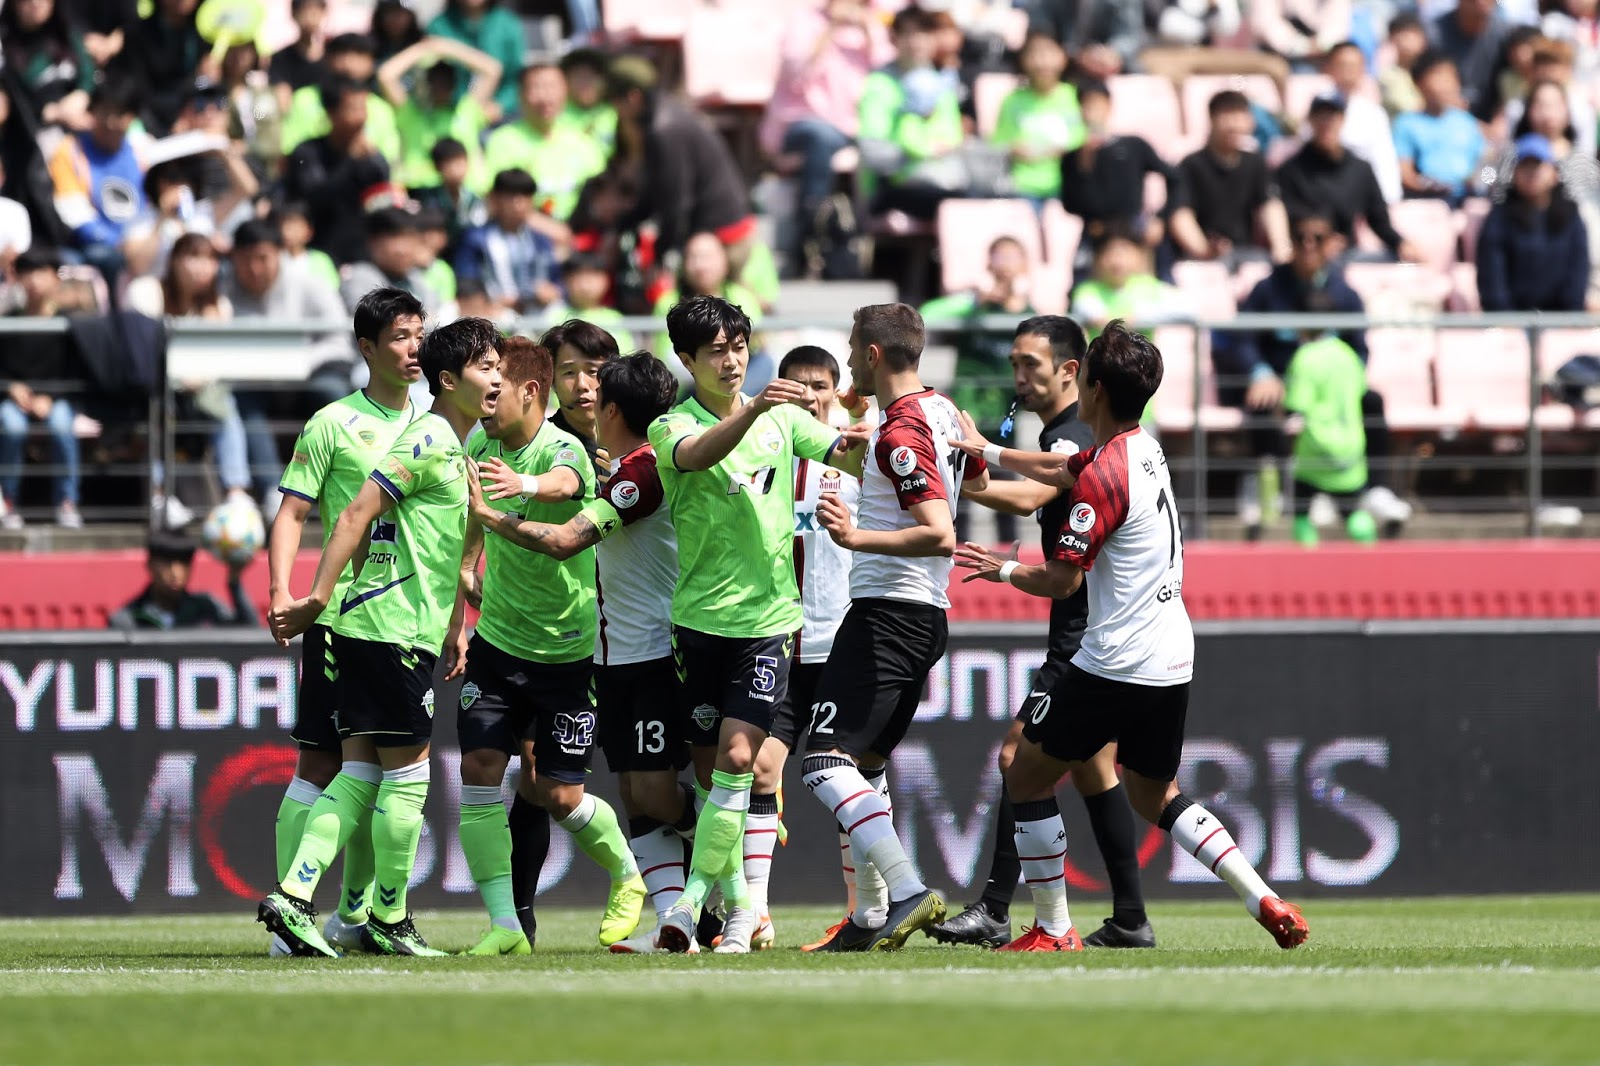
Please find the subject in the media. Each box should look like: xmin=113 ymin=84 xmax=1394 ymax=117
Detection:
xmin=949 ymin=410 xmax=1078 ymax=489
xmin=267 ymin=493 xmax=314 ymax=617
xmin=671 ymin=378 xmax=812 ymax=471
xmin=962 ymin=477 xmax=1061 ymax=517
xmin=483 ymin=511 xmax=603 ymax=561
xmin=268 ymin=480 xmax=394 ymax=645
xmin=954 ymin=542 xmax=1084 ymax=598
xmin=819 ymin=493 xmax=956 ymax=558
xmin=477 ymin=455 xmax=583 ymax=503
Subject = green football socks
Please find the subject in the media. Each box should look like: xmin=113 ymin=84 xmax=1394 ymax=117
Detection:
xmin=336 ymin=763 xmax=382 ymax=921
xmin=459 ymin=785 xmax=519 ymax=931
xmin=681 ymin=769 xmax=753 ymax=912
xmin=371 ymin=763 xmax=431 ymax=924
xmin=559 ymin=793 xmax=639 ymax=881
xmin=273 ymin=776 xmax=321 ymax=884
xmin=281 ymin=771 xmax=378 ymax=903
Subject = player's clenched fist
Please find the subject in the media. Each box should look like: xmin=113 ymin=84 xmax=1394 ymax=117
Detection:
xmin=817 ymin=491 xmax=856 ymax=549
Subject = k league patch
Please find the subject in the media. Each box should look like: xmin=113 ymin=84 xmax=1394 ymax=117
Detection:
xmin=889 ymin=446 xmax=917 ymax=476
xmin=1069 ymin=502 xmax=1096 ymax=533
xmin=610 ymin=479 xmax=640 ymax=509
xmin=460 ymin=681 xmax=481 ymax=710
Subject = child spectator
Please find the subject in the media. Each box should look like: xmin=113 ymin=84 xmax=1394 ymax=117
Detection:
xmin=561 ymin=48 xmax=618 ymax=153
xmin=378 ymin=35 xmax=500 ymax=193
xmin=274 ymin=201 xmax=342 ymax=296
xmin=993 ymin=33 xmax=1084 ymax=206
xmin=414 ymin=207 xmax=457 ymax=305
xmin=1476 ymin=133 xmax=1590 ymax=311
xmin=1284 ymin=332 xmax=1379 ymax=546
xmin=1393 ymin=52 xmax=1489 ymax=203
xmin=108 ymin=528 xmax=259 ymax=630
xmin=546 ymin=252 xmax=631 ymax=350
xmin=483 ymin=63 xmax=607 ymax=226
xmin=47 ymin=77 xmax=148 ymax=285
xmin=455 ymin=167 xmax=562 ymax=313
xmin=1380 ymin=13 xmax=1428 ymax=117
xmin=414 ymin=138 xmax=489 ymax=259
xmin=1070 ymin=226 xmax=1188 ymax=339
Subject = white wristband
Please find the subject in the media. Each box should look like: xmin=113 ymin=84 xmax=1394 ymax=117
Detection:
xmin=519 ymin=474 xmax=540 ymax=498
xmin=982 ymin=443 xmax=1004 ymax=466
xmin=998 ymin=561 xmax=1020 ymax=586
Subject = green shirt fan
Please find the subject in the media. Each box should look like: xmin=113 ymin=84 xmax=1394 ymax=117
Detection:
xmin=196 ymin=0 xmax=268 ymax=63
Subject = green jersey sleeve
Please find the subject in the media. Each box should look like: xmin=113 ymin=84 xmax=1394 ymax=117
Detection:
xmin=648 ymin=409 xmax=701 ymax=473
xmin=373 ymin=425 xmax=444 ymax=502
xmin=279 ymin=415 xmax=335 ymax=502
xmin=785 ymin=403 xmax=842 ymax=463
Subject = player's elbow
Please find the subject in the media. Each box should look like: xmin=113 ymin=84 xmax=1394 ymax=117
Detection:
xmin=927 ymin=527 xmax=956 ymax=558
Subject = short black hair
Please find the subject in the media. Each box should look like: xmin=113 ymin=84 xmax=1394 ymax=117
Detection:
xmin=543 ymin=319 xmax=620 ymax=363
xmin=352 ymin=286 xmax=425 ymax=350
xmin=778 ymin=345 xmax=841 ymax=385
xmin=1014 ymin=315 xmax=1087 ymax=370
xmin=988 ymin=234 xmax=1025 ymax=257
xmin=419 ymin=316 xmax=499 ymax=395
xmin=852 ymin=303 xmax=924 ymax=372
xmin=1411 ymin=49 xmax=1456 ymax=84
xmin=891 ymin=6 xmax=938 ymax=35
xmin=598 ymin=351 xmax=679 ymax=437
xmin=1083 ymin=320 xmax=1162 ymax=420
xmin=431 ymin=137 xmax=468 ymax=166
xmin=1289 ymin=207 xmax=1338 ymax=234
xmin=490 ymin=167 xmax=538 ymax=197
xmin=1208 ymin=89 xmax=1252 ymax=117
xmin=456 ymin=278 xmax=489 ymax=300
xmin=232 ymin=218 xmax=283 ymax=251
xmin=326 ymin=32 xmax=377 ymax=58
xmin=320 ymin=76 xmax=367 ymax=115
xmin=561 ymin=47 xmax=608 ymax=76
xmin=365 ymin=206 xmax=417 ymax=238
xmin=90 ymin=76 xmax=142 ymax=117
xmin=1326 ymin=39 xmax=1363 ymax=60
xmin=1388 ymin=11 xmax=1423 ymax=34
xmin=1077 ymin=78 xmax=1110 ymax=101
xmin=275 ymin=200 xmax=312 ymax=224
xmin=666 ymin=294 xmax=752 ymax=358
xmin=147 ymin=528 xmax=198 ymax=563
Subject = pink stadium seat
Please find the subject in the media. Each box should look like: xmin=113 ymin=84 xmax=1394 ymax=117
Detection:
xmin=1151 ymin=326 xmax=1240 ymax=432
xmin=1283 ymin=74 xmax=1334 ymax=122
xmin=1536 ymin=328 xmax=1600 ymax=381
xmin=936 ymin=198 xmax=1045 ymax=298
xmin=1435 ymin=328 xmax=1573 ymax=430
xmin=974 ymin=72 xmax=1020 ymax=139
xmin=1232 ymin=258 xmax=1272 ymax=304
xmin=1180 ymin=74 xmax=1282 ymax=136
xmin=1446 ymin=262 xmax=1480 ymax=312
xmin=604 ymin=0 xmax=695 ymax=42
xmin=1457 ymin=197 xmax=1492 ymax=263
xmin=1387 ymin=199 xmax=1460 ymax=272
xmin=1109 ymin=75 xmax=1183 ymax=146
xmin=1171 ymin=260 xmax=1237 ymax=318
xmin=1342 ymin=262 xmax=1452 ymax=317
xmin=1037 ymin=200 xmax=1081 ymax=313
xmin=683 ymin=6 xmax=781 ymax=105
xmin=1364 ymin=328 xmax=1448 ymax=430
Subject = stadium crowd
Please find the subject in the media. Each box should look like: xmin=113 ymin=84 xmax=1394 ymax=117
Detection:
xmin=0 ymin=0 xmax=1595 ymax=532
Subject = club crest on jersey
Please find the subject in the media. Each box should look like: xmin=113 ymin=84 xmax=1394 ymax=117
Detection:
xmin=422 ymin=688 xmax=436 ymax=718
xmin=358 ymin=429 xmax=377 ymax=445
xmin=759 ymin=428 xmax=783 ymax=454
xmin=889 ymin=446 xmax=917 ymax=476
xmin=1069 ymin=502 xmax=1096 ymax=533
xmin=460 ymin=681 xmax=481 ymax=709
xmin=610 ymin=480 xmax=641 ymax=509
xmin=691 ymin=703 xmax=718 ymax=731
xmin=819 ymin=469 xmax=842 ymax=494
xmin=1049 ymin=438 xmax=1077 ymax=454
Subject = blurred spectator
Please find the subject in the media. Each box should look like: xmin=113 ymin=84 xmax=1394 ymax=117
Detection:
xmin=372 ymin=0 xmax=424 ymax=63
xmin=59 ymin=0 xmax=139 ymax=68
xmin=281 ymin=34 xmax=400 ymax=163
xmin=1 ymin=248 xmax=84 ymax=529
xmin=561 ymin=48 xmax=619 ymax=153
xmin=1140 ymin=0 xmax=1292 ymax=88
xmin=427 ymin=0 xmax=526 ymax=123
xmin=994 ymin=34 xmax=1085 ymax=205
xmin=1323 ymin=40 xmax=1402 ymax=203
xmin=274 ymin=201 xmax=342 ymax=296
xmin=1069 ymin=226 xmax=1188 ymax=338
xmin=1275 ymin=93 xmax=1419 ymax=261
xmin=1379 ymin=13 xmax=1429 ymax=117
xmin=1541 ymin=0 xmax=1600 ymax=82
xmin=378 ymin=36 xmax=500 ymax=192
xmin=1393 ymin=52 xmax=1487 ymax=203
xmin=484 ymin=63 xmax=606 ymax=227
xmin=415 ymin=207 xmax=458 ymax=305
xmin=1026 ymin=0 xmax=1144 ymax=78
xmin=1427 ymin=0 xmax=1510 ymax=120
xmin=760 ymin=0 xmax=892 ymax=257
xmin=1 ymin=0 xmax=95 ymax=131
xmin=1058 ymin=79 xmax=1182 ymax=261
xmin=1476 ymin=133 xmax=1590 ymax=311
xmin=608 ymin=56 xmax=772 ymax=295
xmin=1500 ymin=36 xmax=1598 ymax=158
xmin=128 ymin=135 xmax=259 ymax=278
xmin=1494 ymin=24 xmax=1543 ymax=114
xmin=1513 ymin=78 xmax=1600 ymax=305
xmin=414 ymin=138 xmax=488 ymax=259
xmin=454 ymin=276 xmax=516 ymax=328
xmin=281 ymin=78 xmax=394 ymax=266
xmin=220 ymin=41 xmax=285 ymax=177
xmin=1249 ymin=0 xmax=1351 ymax=69
xmin=113 ymin=0 xmax=208 ymax=137
xmin=108 ymin=529 xmax=259 ymax=630
xmin=651 ymin=232 xmax=765 ymax=373
xmin=455 ymin=167 xmax=562 ymax=314
xmin=47 ymin=78 xmax=149 ymax=286
xmin=546 ymin=252 xmax=630 ymax=348
xmin=268 ymin=0 xmax=330 ymax=94
xmin=854 ymin=6 xmax=970 ymax=220
xmin=0 ymin=154 xmax=32 ymax=279
xmin=341 ymin=208 xmax=442 ymax=312
xmin=1173 ymin=90 xmax=1292 ymax=264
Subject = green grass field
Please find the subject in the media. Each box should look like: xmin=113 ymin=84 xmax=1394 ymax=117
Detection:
xmin=3 ymin=896 xmax=1599 ymax=1066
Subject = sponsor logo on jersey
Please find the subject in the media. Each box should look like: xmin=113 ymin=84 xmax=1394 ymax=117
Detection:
xmin=1069 ymin=502 xmax=1095 ymax=533
xmin=1155 ymin=578 xmax=1183 ymax=603
xmin=889 ymin=446 xmax=917 ymax=476
xmin=344 ymin=413 xmax=360 ymax=427
xmin=1059 ymin=532 xmax=1090 ymax=556
xmin=610 ymin=480 xmax=640 ymax=509
xmin=898 ymin=474 xmax=930 ymax=493
xmin=819 ymin=469 xmax=843 ymax=494
xmin=291 ymin=451 xmax=310 ymax=465
xmin=383 ymin=455 xmax=414 ymax=485
xmin=358 ymin=430 xmax=377 ymax=445
xmin=460 ymin=681 xmax=481 ymax=709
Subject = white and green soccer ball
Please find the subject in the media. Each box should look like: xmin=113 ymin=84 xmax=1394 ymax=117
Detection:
xmin=201 ymin=497 xmax=265 ymax=566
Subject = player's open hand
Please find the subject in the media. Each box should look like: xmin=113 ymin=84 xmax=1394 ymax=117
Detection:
xmin=594 ymin=447 xmax=613 ymax=489
xmin=751 ymin=377 xmax=812 ymax=413
xmin=817 ymin=491 xmax=855 ymax=549
xmin=269 ymin=596 xmax=323 ymax=646
xmin=840 ymin=421 xmax=873 ymax=449
xmin=949 ymin=410 xmax=992 ymax=459
xmin=477 ymin=455 xmax=526 ymax=501
xmin=954 ymin=542 xmax=1006 ymax=583
xmin=837 ymin=385 xmax=870 ymax=419
xmin=442 ymin=625 xmax=470 ymax=681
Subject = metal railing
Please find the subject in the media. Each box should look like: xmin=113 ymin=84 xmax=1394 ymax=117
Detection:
xmin=0 ymin=311 xmax=1594 ymax=537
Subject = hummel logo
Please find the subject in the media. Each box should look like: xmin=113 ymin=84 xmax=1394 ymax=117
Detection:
xmin=1053 ymin=830 xmax=1066 ymax=843
xmin=1196 ymin=816 xmax=1208 ymax=827
xmin=378 ymin=886 xmax=399 ymax=906
xmin=296 ymin=861 xmax=316 ymax=884
xmin=1016 ymin=827 xmax=1029 ymax=834
xmin=805 ymin=773 xmax=833 ymax=791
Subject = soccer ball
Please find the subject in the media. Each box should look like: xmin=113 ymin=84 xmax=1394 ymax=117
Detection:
xmin=201 ymin=497 xmax=265 ymax=566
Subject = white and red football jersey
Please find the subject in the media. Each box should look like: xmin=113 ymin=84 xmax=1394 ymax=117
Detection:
xmin=851 ymin=388 xmax=987 ymax=608
xmin=793 ymin=456 xmax=857 ymax=664
xmin=1051 ymin=428 xmax=1193 ymax=686
xmin=594 ymin=444 xmax=678 ymax=666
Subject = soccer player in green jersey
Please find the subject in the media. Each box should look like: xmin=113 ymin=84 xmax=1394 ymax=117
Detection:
xmin=259 ymin=317 xmax=502 ymax=958
xmin=453 ymin=335 xmax=644 ymax=955
xmin=646 ymin=295 xmax=867 ymax=954
xmin=266 ymin=287 xmax=424 ymax=955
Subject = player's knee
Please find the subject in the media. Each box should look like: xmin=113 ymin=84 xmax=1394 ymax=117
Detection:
xmin=297 ymin=750 xmax=340 ymax=789
xmin=459 ymin=748 xmax=509 ymax=787
xmin=1070 ymin=746 xmax=1120 ymax=795
xmin=534 ymin=779 xmax=583 ymax=819
xmin=1122 ymin=773 xmax=1177 ymax=825
xmin=1002 ymin=743 xmax=1054 ymax=803
xmin=634 ymin=776 xmax=684 ymax=823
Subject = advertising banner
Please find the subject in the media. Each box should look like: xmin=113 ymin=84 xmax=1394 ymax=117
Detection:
xmin=2 ymin=624 xmax=1596 ymax=915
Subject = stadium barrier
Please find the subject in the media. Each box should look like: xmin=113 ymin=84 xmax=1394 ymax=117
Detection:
xmin=3 ymin=622 xmax=1595 ymax=916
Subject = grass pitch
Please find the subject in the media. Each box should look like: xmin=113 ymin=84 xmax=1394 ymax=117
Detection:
xmin=3 ymin=895 xmax=1598 ymax=1066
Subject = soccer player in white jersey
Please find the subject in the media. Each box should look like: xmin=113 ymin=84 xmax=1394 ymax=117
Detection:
xmin=800 ymin=303 xmax=991 ymax=952
xmin=953 ymin=322 xmax=1310 ymax=951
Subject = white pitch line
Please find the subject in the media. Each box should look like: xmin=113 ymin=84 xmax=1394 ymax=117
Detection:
xmin=0 ymin=964 xmax=1589 ymax=978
